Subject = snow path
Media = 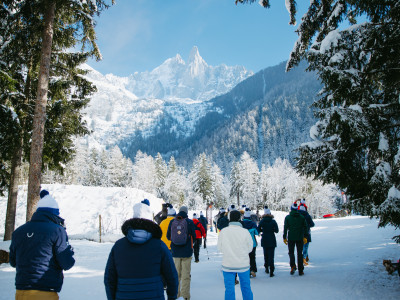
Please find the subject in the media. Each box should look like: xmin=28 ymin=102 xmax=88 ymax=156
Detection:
xmin=1 ymin=216 xmax=399 ymax=299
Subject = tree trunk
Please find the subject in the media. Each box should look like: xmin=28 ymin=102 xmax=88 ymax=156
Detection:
xmin=26 ymin=1 xmax=56 ymax=222
xmin=4 ymin=147 xmax=23 ymax=241
xmin=237 ymin=192 xmax=240 ymax=206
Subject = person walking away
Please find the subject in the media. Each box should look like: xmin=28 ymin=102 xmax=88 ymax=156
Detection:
xmin=242 ymin=208 xmax=259 ymax=278
xmin=9 ymin=190 xmax=75 ymax=300
xmin=192 ymin=213 xmax=206 ymax=263
xmin=283 ymin=203 xmax=308 ymax=276
xmin=298 ymin=203 xmax=314 ymax=265
xmin=160 ymin=204 xmax=177 ymax=250
xmin=167 ymin=206 xmax=196 ymax=300
xmin=218 ymin=205 xmax=235 ymax=231
xmin=198 ymin=211 xmax=208 ymax=248
xmin=133 ymin=198 xmax=153 ymax=220
xmin=218 ymin=210 xmax=254 ymax=300
xmin=104 ymin=212 xmax=178 ymax=300
xmin=154 ymin=203 xmax=169 ymax=225
xmin=257 ymin=206 xmax=279 ymax=277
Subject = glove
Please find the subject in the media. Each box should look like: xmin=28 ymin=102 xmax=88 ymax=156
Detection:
xmin=283 ymin=238 xmax=288 ymax=245
xmin=303 ymin=237 xmax=308 ymax=244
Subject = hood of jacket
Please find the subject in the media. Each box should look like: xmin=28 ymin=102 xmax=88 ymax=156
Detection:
xmin=31 ymin=210 xmax=65 ymax=227
xmin=122 ymin=218 xmax=162 ymax=244
xmin=177 ymin=211 xmax=188 ymax=219
xmin=261 ymin=214 xmax=274 ymax=219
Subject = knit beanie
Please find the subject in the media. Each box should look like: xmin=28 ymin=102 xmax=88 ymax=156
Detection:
xmin=167 ymin=205 xmax=176 ymax=216
xmin=244 ymin=208 xmax=251 ymax=218
xmin=291 ymin=203 xmax=298 ymax=211
xmin=219 ymin=207 xmax=226 ymax=213
xmin=200 ymin=211 xmax=204 ymax=216
xmin=229 ymin=210 xmax=241 ymax=222
xmin=264 ymin=205 xmax=271 ymax=215
xmin=228 ymin=204 xmax=236 ymax=212
xmin=299 ymin=204 xmax=306 ymax=211
xmin=37 ymin=190 xmax=59 ymax=215
xmin=301 ymin=198 xmax=306 ymax=205
xmin=193 ymin=213 xmax=198 ymax=219
xmin=179 ymin=206 xmax=188 ymax=214
xmin=141 ymin=199 xmax=150 ymax=206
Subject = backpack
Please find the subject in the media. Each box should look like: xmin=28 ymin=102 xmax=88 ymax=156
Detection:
xmin=171 ymin=217 xmax=188 ymax=245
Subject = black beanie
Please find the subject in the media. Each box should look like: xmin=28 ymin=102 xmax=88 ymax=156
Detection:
xmin=229 ymin=210 xmax=241 ymax=222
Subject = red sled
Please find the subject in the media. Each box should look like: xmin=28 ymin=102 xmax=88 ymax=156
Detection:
xmin=323 ymin=214 xmax=335 ymax=218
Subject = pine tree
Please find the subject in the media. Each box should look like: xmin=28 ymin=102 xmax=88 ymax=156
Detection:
xmin=189 ymin=153 xmax=214 ymax=207
xmin=154 ymin=153 xmax=168 ymax=200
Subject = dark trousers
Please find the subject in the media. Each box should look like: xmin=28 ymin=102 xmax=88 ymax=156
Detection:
xmin=249 ymin=247 xmax=257 ymax=272
xmin=193 ymin=238 xmax=202 ymax=261
xmin=288 ymin=240 xmax=304 ymax=271
xmin=263 ymin=247 xmax=275 ymax=272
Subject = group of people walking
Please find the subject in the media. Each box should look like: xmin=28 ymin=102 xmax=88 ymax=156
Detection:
xmin=8 ymin=189 xmax=314 ymax=300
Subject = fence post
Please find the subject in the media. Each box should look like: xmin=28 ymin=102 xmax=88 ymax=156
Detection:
xmin=99 ymin=214 xmax=102 ymax=243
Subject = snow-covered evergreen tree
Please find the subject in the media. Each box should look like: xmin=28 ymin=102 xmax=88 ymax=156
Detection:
xmin=132 ymin=151 xmax=156 ymax=194
xmin=189 ymin=153 xmax=213 ymax=207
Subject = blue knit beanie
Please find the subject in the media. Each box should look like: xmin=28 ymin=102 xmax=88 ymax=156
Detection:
xmin=141 ymin=199 xmax=150 ymax=206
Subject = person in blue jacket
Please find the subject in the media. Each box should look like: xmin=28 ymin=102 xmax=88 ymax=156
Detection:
xmin=257 ymin=206 xmax=279 ymax=277
xmin=104 ymin=216 xmax=179 ymax=300
xmin=298 ymin=203 xmax=315 ymax=264
xmin=9 ymin=190 xmax=75 ymax=300
xmin=242 ymin=208 xmax=259 ymax=278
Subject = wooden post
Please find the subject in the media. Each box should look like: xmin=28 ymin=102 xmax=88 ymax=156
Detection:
xmin=99 ymin=215 xmax=102 ymax=243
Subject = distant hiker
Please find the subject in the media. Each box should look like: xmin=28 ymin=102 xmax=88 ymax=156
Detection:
xmin=218 ymin=210 xmax=254 ymax=300
xmin=133 ymin=198 xmax=153 ymax=220
xmin=257 ymin=206 xmax=279 ymax=277
xmin=192 ymin=213 xmax=206 ymax=262
xmin=167 ymin=206 xmax=196 ymax=300
xmin=250 ymin=209 xmax=259 ymax=225
xmin=242 ymin=208 xmax=259 ymax=278
xmin=283 ymin=203 xmax=308 ymax=276
xmin=217 ymin=205 xmax=235 ymax=231
xmin=214 ymin=207 xmax=226 ymax=232
xmin=199 ymin=211 xmax=208 ymax=248
xmin=160 ymin=204 xmax=177 ymax=250
xmin=299 ymin=198 xmax=308 ymax=211
xmin=104 ymin=218 xmax=178 ymax=300
xmin=154 ymin=203 xmax=169 ymax=225
xmin=298 ymin=203 xmax=315 ymax=265
xmin=9 ymin=190 xmax=75 ymax=300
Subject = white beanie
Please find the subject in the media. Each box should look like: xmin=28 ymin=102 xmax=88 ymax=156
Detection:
xmin=167 ymin=206 xmax=176 ymax=216
xmin=228 ymin=204 xmax=236 ymax=212
xmin=133 ymin=202 xmax=153 ymax=220
xmin=193 ymin=213 xmax=198 ymax=219
xmin=37 ymin=191 xmax=59 ymax=215
xmin=219 ymin=207 xmax=226 ymax=213
xmin=301 ymin=198 xmax=306 ymax=204
xmin=291 ymin=203 xmax=298 ymax=211
xmin=264 ymin=205 xmax=271 ymax=215
xmin=244 ymin=208 xmax=251 ymax=218
xmin=200 ymin=211 xmax=204 ymax=216
xmin=299 ymin=204 xmax=306 ymax=211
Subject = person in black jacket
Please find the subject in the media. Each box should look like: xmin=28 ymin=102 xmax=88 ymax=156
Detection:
xmin=198 ymin=211 xmax=208 ymax=248
xmin=257 ymin=206 xmax=279 ymax=277
xmin=9 ymin=190 xmax=75 ymax=300
xmin=167 ymin=206 xmax=196 ymax=300
xmin=104 ymin=217 xmax=178 ymax=300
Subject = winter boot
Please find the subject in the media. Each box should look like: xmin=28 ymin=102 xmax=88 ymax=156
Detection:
xmin=299 ymin=270 xmax=305 ymax=276
xmin=250 ymin=271 xmax=256 ymax=278
xmin=270 ymin=267 xmax=275 ymax=277
xmin=306 ymin=256 xmax=309 ymax=262
xmin=290 ymin=266 xmax=297 ymax=275
xmin=303 ymin=258 xmax=308 ymax=266
xmin=265 ymin=267 xmax=269 ymax=274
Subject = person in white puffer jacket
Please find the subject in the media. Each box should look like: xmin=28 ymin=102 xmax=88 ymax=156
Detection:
xmin=217 ymin=210 xmax=254 ymax=300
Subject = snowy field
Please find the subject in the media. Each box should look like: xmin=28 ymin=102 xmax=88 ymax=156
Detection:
xmin=0 ymin=185 xmax=399 ymax=299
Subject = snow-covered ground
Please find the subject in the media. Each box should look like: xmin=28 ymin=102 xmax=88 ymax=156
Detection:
xmin=0 ymin=185 xmax=399 ymax=299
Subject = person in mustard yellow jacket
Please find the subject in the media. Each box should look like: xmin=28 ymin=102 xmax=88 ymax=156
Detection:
xmin=160 ymin=204 xmax=176 ymax=250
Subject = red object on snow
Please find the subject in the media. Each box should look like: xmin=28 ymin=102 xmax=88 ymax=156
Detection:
xmin=323 ymin=214 xmax=336 ymax=218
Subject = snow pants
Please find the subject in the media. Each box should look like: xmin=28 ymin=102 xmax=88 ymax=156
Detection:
xmin=173 ymin=257 xmax=192 ymax=300
xmin=193 ymin=238 xmax=202 ymax=262
xmin=249 ymin=247 xmax=257 ymax=273
xmin=16 ymin=290 xmax=59 ymax=300
xmin=288 ymin=240 xmax=304 ymax=271
xmin=223 ymin=270 xmax=253 ymax=300
xmin=263 ymin=246 xmax=275 ymax=272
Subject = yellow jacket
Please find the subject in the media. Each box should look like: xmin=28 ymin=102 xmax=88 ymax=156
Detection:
xmin=160 ymin=216 xmax=175 ymax=250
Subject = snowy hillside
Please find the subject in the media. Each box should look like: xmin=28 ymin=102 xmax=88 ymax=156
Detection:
xmin=81 ymin=46 xmax=253 ymax=148
xmin=0 ymin=184 xmax=399 ymax=299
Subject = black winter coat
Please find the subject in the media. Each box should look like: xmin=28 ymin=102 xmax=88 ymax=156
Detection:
xmin=299 ymin=210 xmax=315 ymax=242
xmin=257 ymin=215 xmax=279 ymax=248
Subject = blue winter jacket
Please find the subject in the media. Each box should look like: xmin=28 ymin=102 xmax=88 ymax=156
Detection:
xmin=166 ymin=211 xmax=196 ymax=258
xmin=242 ymin=218 xmax=259 ymax=247
xmin=257 ymin=214 xmax=279 ymax=248
xmin=9 ymin=210 xmax=75 ymax=292
xmin=299 ymin=210 xmax=315 ymax=242
xmin=104 ymin=218 xmax=178 ymax=300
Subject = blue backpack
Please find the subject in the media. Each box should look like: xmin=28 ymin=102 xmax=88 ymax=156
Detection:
xmin=171 ymin=217 xmax=188 ymax=245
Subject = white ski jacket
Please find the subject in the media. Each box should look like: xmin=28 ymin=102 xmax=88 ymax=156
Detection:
xmin=217 ymin=222 xmax=253 ymax=272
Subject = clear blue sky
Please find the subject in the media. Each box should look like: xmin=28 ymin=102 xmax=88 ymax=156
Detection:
xmin=88 ymin=0 xmax=309 ymax=76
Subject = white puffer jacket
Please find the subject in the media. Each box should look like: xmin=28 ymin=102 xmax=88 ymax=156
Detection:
xmin=217 ymin=222 xmax=253 ymax=272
